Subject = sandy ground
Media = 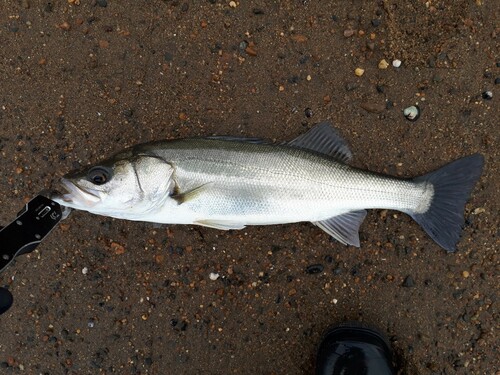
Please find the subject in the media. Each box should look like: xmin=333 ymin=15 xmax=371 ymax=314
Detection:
xmin=0 ymin=1 xmax=498 ymax=374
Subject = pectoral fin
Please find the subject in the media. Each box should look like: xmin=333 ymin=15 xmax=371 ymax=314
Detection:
xmin=313 ymin=210 xmax=367 ymax=247
xmin=194 ymin=219 xmax=246 ymax=231
xmin=171 ymin=183 xmax=213 ymax=204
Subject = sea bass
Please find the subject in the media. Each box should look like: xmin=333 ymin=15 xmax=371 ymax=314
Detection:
xmin=52 ymin=122 xmax=484 ymax=252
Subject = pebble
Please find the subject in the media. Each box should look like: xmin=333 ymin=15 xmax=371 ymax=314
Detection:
xmin=360 ymin=101 xmax=385 ymax=113
xmin=345 ymin=82 xmax=358 ymax=91
xmin=82 ymin=267 xmax=88 ymax=275
xmin=495 ymin=78 xmax=500 ymax=85
xmin=164 ymin=52 xmax=174 ymax=62
xmin=403 ymin=105 xmax=420 ymax=121
xmin=229 ymin=1 xmax=237 ymax=8
xmin=371 ymin=19 xmax=381 ymax=27
xmin=110 ymin=242 xmax=125 ymax=255
xmin=58 ymin=21 xmax=71 ymax=31
xmin=402 ymin=275 xmax=416 ymax=287
xmin=462 ymin=271 xmax=470 ymax=278
xmin=392 ymin=59 xmax=402 ymax=68
xmin=481 ymin=91 xmax=492 ymax=100
xmin=304 ymin=108 xmax=313 ymax=118
xmin=343 ymin=29 xmax=355 ymax=37
xmin=245 ymin=46 xmax=257 ymax=56
xmin=306 ymin=264 xmax=324 ymax=274
xmin=209 ymin=272 xmax=220 ymax=281
xmin=354 ymin=68 xmax=365 ymax=77
xmin=378 ymin=59 xmax=389 ymax=69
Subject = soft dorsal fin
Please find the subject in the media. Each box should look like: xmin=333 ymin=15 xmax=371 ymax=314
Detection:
xmin=287 ymin=122 xmax=352 ymax=163
xmin=313 ymin=210 xmax=367 ymax=247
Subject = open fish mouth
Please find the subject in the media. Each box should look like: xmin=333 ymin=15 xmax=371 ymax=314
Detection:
xmin=56 ymin=178 xmax=102 ymax=208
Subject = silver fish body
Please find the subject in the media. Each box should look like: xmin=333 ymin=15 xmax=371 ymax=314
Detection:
xmin=53 ymin=122 xmax=483 ymax=251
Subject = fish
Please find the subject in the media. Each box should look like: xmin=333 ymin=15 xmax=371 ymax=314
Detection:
xmin=52 ymin=122 xmax=484 ymax=252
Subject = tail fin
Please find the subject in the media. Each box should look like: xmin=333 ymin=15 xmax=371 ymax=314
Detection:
xmin=409 ymin=154 xmax=484 ymax=252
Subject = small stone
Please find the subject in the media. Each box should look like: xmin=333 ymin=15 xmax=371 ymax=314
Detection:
xmin=305 ymin=264 xmax=324 ymax=274
xmin=306 ymin=74 xmax=312 ymax=81
xmin=209 ymin=272 xmax=220 ymax=281
xmin=164 ymin=52 xmax=174 ymax=61
xmin=245 ymin=46 xmax=257 ymax=56
xmin=462 ymin=271 xmax=470 ymax=278
xmin=291 ymin=34 xmax=308 ymax=43
xmin=392 ymin=59 xmax=402 ymax=68
xmin=402 ymin=275 xmax=415 ymax=287
xmin=495 ymin=78 xmax=500 ymax=85
xmin=378 ymin=59 xmax=389 ymax=69
xmin=354 ymin=68 xmax=365 ymax=77
xmin=96 ymin=0 xmax=107 ymax=7
xmin=345 ymin=82 xmax=358 ymax=91
xmin=58 ymin=21 xmax=71 ymax=31
xmin=403 ymin=105 xmax=420 ymax=121
xmin=473 ymin=207 xmax=485 ymax=214
xmin=110 ymin=242 xmax=125 ymax=255
xmin=432 ymin=74 xmax=443 ymax=83
xmin=343 ymin=29 xmax=355 ymax=37
xmin=98 ymin=40 xmax=109 ymax=48
xmin=360 ymin=101 xmax=385 ymax=113
xmin=82 ymin=267 xmax=88 ymax=275
xmin=371 ymin=19 xmax=381 ymax=27
xmin=229 ymin=1 xmax=237 ymax=8
xmin=481 ymin=91 xmax=493 ymax=100
xmin=304 ymin=108 xmax=313 ymax=118
xmin=178 ymin=112 xmax=188 ymax=121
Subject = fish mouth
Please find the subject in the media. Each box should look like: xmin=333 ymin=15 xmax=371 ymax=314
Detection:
xmin=55 ymin=178 xmax=102 ymax=208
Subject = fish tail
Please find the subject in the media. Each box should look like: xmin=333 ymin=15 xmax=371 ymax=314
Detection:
xmin=408 ymin=154 xmax=484 ymax=252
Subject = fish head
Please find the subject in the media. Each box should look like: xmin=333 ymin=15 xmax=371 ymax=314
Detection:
xmin=53 ymin=154 xmax=174 ymax=218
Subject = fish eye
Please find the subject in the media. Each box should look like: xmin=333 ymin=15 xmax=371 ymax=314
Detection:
xmin=87 ymin=166 xmax=113 ymax=185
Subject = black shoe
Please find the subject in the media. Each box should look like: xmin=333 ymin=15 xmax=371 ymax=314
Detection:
xmin=0 ymin=287 xmax=13 ymax=315
xmin=315 ymin=323 xmax=396 ymax=375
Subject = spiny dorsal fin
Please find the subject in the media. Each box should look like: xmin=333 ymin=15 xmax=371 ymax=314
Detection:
xmin=313 ymin=210 xmax=367 ymax=247
xmin=288 ymin=122 xmax=352 ymax=163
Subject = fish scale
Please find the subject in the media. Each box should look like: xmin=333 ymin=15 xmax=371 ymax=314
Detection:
xmin=142 ymin=139 xmax=427 ymax=222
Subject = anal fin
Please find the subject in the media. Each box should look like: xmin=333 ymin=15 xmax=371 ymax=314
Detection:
xmin=313 ymin=210 xmax=367 ymax=247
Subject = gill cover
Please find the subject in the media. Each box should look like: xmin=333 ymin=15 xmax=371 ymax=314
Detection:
xmin=55 ymin=155 xmax=175 ymax=219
